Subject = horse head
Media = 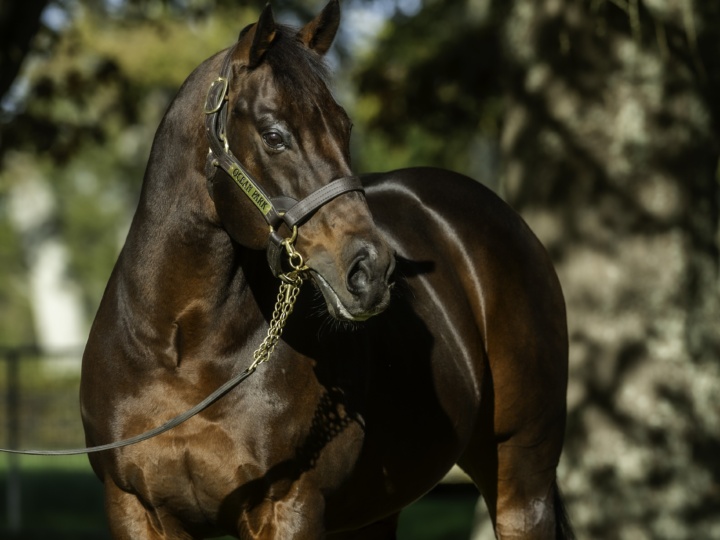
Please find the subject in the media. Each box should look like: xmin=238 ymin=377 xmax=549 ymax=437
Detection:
xmin=205 ymin=0 xmax=394 ymax=321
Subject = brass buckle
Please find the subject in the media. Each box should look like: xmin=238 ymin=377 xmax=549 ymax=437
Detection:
xmin=276 ymin=226 xmax=308 ymax=283
xmin=204 ymin=77 xmax=229 ymax=114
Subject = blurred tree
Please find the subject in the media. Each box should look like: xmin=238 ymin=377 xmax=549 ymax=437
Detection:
xmin=0 ymin=0 xmax=52 ymax=102
xmin=1 ymin=1 xmax=251 ymax=323
xmin=351 ymin=0 xmax=505 ymax=183
xmin=0 ymin=0 xmax=323 ymax=331
xmin=498 ymin=1 xmax=720 ymax=538
xmin=0 ymin=201 xmax=35 ymax=345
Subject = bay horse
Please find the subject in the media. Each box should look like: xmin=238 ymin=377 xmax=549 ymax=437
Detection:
xmin=80 ymin=2 xmax=573 ymax=538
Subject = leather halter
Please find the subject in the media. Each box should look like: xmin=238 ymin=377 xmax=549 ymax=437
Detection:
xmin=204 ymin=46 xmax=364 ymax=277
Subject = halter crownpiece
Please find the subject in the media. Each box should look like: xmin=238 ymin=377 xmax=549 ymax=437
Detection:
xmin=204 ymin=45 xmax=365 ymax=277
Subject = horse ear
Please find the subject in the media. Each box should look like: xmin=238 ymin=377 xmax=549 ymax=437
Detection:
xmin=297 ymin=0 xmax=340 ymax=56
xmin=241 ymin=3 xmax=277 ymax=68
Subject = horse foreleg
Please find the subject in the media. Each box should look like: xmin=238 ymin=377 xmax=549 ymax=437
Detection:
xmin=491 ymin=469 xmax=559 ymax=539
xmin=234 ymin=487 xmax=327 ymax=540
xmin=104 ymin=479 xmax=193 ymax=540
xmin=461 ymin=440 xmax=568 ymax=540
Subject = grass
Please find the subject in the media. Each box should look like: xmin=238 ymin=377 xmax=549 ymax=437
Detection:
xmin=0 ymin=454 xmax=92 ymax=473
xmin=398 ymin=484 xmax=479 ymax=540
xmin=0 ymin=458 xmax=109 ymax=540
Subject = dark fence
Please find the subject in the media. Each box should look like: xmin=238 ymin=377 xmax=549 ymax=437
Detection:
xmin=0 ymin=345 xmax=107 ymax=537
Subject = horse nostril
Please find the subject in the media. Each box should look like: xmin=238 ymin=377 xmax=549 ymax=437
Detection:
xmin=347 ymin=252 xmax=371 ymax=296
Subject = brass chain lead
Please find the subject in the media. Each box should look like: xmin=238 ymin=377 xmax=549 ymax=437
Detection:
xmin=247 ymin=227 xmax=308 ymax=373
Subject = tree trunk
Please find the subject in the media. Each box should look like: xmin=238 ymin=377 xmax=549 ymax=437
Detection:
xmin=0 ymin=0 xmax=51 ymax=102
xmin=499 ymin=0 xmax=720 ymax=537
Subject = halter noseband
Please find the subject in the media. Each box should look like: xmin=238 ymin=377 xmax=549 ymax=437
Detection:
xmin=204 ymin=46 xmax=364 ymax=277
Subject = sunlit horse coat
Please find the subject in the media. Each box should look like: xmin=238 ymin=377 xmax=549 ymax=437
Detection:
xmin=81 ymin=2 xmax=573 ymax=538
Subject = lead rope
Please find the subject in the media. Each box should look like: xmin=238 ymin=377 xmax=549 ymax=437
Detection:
xmin=0 ymin=231 xmax=307 ymax=456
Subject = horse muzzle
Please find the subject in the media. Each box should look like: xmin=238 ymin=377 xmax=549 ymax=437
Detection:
xmin=308 ymin=237 xmax=395 ymax=322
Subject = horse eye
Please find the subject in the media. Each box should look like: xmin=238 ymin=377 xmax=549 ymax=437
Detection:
xmin=262 ymin=131 xmax=285 ymax=150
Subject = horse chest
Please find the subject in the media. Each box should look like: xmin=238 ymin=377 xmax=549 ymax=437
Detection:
xmin=113 ymin=371 xmax=368 ymax=522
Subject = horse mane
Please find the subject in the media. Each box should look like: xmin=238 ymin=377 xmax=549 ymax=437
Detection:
xmin=262 ymin=24 xmax=333 ymax=107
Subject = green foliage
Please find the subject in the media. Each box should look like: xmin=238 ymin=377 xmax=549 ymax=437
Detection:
xmin=0 ymin=0 xmax=342 ymax=329
xmin=0 ymin=210 xmax=34 ymax=346
xmin=1 ymin=4 xmax=258 ymax=319
xmin=349 ymin=0 xmax=504 ymax=173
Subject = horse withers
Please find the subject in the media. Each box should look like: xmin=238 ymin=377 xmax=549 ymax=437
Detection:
xmin=80 ymin=2 xmax=573 ymax=538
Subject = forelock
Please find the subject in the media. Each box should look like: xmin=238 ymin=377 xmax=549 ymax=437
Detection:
xmin=264 ymin=25 xmax=333 ymax=106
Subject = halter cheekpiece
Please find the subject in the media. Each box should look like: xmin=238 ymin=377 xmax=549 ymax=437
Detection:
xmin=204 ymin=45 xmax=364 ymax=277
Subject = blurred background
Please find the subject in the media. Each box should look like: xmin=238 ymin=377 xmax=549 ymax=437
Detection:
xmin=0 ymin=0 xmax=718 ymax=538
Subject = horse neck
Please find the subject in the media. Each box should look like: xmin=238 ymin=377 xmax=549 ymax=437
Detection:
xmin=116 ymin=66 xmax=253 ymax=321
